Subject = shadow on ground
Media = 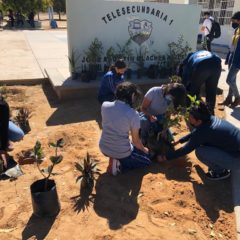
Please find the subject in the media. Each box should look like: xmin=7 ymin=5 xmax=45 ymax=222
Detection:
xmin=193 ymin=165 xmax=233 ymax=222
xmin=21 ymin=214 xmax=56 ymax=240
xmin=42 ymin=83 xmax=102 ymax=127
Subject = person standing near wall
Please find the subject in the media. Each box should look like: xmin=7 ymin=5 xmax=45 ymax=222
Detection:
xmin=219 ymin=12 xmax=240 ymax=108
xmin=201 ymin=12 xmax=213 ymax=52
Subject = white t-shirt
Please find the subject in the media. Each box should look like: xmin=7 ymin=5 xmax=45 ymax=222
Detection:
xmin=144 ymin=86 xmax=168 ymax=116
xmin=99 ymin=100 xmax=140 ymax=159
xmin=202 ymin=18 xmax=212 ymax=36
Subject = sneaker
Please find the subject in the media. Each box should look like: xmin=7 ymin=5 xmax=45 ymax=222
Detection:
xmin=107 ymin=158 xmax=121 ymax=176
xmin=205 ymin=169 xmax=231 ymax=180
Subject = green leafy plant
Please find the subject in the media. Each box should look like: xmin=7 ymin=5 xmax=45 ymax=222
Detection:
xmin=135 ymin=45 xmax=149 ymax=78
xmin=147 ymin=105 xmax=183 ymax=156
xmin=33 ymin=138 xmax=64 ymax=191
xmin=14 ymin=107 xmax=31 ymax=134
xmin=105 ymin=46 xmax=116 ymax=67
xmin=75 ymin=153 xmax=100 ymax=189
xmin=182 ymin=94 xmax=200 ymax=121
xmin=115 ymin=38 xmax=133 ymax=60
xmin=68 ymin=49 xmax=81 ymax=73
xmin=166 ymin=35 xmax=192 ymax=75
xmin=169 ymin=75 xmax=182 ymax=83
xmin=85 ymin=38 xmax=103 ymax=65
xmin=0 ymin=85 xmax=8 ymax=98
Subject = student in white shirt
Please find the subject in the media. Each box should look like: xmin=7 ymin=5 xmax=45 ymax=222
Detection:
xmin=201 ymin=12 xmax=213 ymax=52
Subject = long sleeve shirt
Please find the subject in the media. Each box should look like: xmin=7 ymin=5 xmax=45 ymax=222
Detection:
xmin=166 ymin=116 xmax=240 ymax=160
xmin=98 ymin=70 xmax=124 ymax=104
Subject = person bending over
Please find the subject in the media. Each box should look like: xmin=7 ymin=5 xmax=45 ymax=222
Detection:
xmin=178 ymin=50 xmax=221 ymax=114
xmin=140 ymin=83 xmax=186 ymax=145
xmin=157 ymin=101 xmax=240 ymax=180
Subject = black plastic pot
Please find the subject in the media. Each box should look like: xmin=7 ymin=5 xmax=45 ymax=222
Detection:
xmin=30 ymin=179 xmax=60 ymax=217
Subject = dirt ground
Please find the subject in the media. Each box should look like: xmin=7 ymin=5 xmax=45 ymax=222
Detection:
xmin=0 ymin=83 xmax=235 ymax=240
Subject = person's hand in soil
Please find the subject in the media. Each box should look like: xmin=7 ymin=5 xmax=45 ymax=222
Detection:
xmin=156 ymin=155 xmax=167 ymax=163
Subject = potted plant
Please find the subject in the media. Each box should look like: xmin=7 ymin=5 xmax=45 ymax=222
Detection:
xmin=115 ymin=39 xmax=133 ymax=79
xmin=68 ymin=49 xmax=81 ymax=80
xmin=104 ymin=46 xmax=116 ymax=74
xmin=135 ymin=45 xmax=148 ymax=79
xmin=14 ymin=107 xmax=31 ymax=134
xmin=84 ymin=38 xmax=103 ymax=80
xmin=75 ymin=152 xmax=100 ymax=189
xmin=30 ymin=138 xmax=64 ymax=217
xmin=166 ymin=35 xmax=192 ymax=76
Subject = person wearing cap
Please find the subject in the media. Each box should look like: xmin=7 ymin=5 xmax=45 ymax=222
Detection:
xmin=178 ymin=50 xmax=222 ymax=114
xmin=140 ymin=83 xmax=186 ymax=145
xmin=219 ymin=11 xmax=240 ymax=108
xmin=201 ymin=12 xmax=213 ymax=52
xmin=157 ymin=101 xmax=240 ymax=181
xmin=98 ymin=59 xmax=127 ymax=104
xmin=99 ymin=81 xmax=151 ymax=176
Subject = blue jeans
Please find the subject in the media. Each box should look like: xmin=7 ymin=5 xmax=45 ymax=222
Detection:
xmin=195 ymin=146 xmax=239 ymax=174
xmin=118 ymin=147 xmax=151 ymax=172
xmin=9 ymin=121 xmax=24 ymax=142
xmin=226 ymin=65 xmax=240 ymax=98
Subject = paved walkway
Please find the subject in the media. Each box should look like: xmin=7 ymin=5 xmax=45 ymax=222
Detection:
xmin=0 ymin=30 xmax=68 ymax=82
xmin=0 ymin=29 xmax=239 ymax=238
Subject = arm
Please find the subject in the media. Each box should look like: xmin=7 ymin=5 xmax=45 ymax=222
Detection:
xmin=131 ymin=127 xmax=149 ymax=154
xmin=141 ymin=97 xmax=157 ymax=122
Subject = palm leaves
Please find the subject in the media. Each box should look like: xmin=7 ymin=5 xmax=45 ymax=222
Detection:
xmin=75 ymin=153 xmax=100 ymax=189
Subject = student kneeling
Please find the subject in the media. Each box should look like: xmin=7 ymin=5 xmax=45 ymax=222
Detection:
xmin=99 ymin=82 xmax=151 ymax=176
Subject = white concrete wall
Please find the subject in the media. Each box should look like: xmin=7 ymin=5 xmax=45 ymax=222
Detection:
xmin=66 ymin=0 xmax=201 ymax=70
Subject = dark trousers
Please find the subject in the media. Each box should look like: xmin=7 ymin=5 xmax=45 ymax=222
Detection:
xmin=187 ymin=59 xmax=221 ymax=113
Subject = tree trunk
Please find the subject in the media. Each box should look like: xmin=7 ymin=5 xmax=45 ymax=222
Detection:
xmin=58 ymin=12 xmax=61 ymax=20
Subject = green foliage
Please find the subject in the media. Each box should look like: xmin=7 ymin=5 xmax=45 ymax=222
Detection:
xmin=135 ymin=45 xmax=149 ymax=69
xmin=169 ymin=75 xmax=182 ymax=83
xmin=105 ymin=46 xmax=115 ymax=66
xmin=166 ymin=35 xmax=192 ymax=75
xmin=177 ymin=95 xmax=200 ymax=122
xmin=33 ymin=138 xmax=64 ymax=191
xmin=14 ymin=107 xmax=31 ymax=134
xmin=68 ymin=49 xmax=81 ymax=73
xmin=115 ymin=38 xmax=133 ymax=60
xmin=0 ymin=85 xmax=8 ymax=99
xmin=2 ymin=0 xmax=52 ymax=14
xmin=85 ymin=38 xmax=103 ymax=64
xmin=75 ymin=153 xmax=100 ymax=189
xmin=53 ymin=0 xmax=65 ymax=14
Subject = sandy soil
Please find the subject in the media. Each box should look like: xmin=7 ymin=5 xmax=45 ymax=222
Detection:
xmin=0 ymin=83 xmax=235 ymax=240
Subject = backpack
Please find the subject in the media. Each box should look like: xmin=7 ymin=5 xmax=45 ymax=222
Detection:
xmin=209 ymin=20 xmax=221 ymax=39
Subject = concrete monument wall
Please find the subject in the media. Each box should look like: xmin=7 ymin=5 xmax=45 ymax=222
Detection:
xmin=66 ymin=0 xmax=201 ymax=71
